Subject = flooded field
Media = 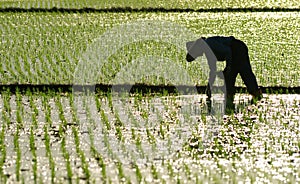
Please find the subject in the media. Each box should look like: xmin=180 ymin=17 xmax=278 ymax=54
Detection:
xmin=0 ymin=93 xmax=299 ymax=183
xmin=0 ymin=1 xmax=299 ymax=183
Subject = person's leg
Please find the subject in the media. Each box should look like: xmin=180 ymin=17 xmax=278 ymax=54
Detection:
xmin=239 ymin=63 xmax=262 ymax=102
xmin=224 ymin=68 xmax=238 ymax=113
xmin=205 ymin=82 xmax=212 ymax=113
xmin=231 ymin=39 xmax=262 ymax=103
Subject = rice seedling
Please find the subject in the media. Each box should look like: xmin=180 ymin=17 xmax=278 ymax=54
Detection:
xmin=99 ymin=106 xmax=111 ymax=131
xmin=13 ymin=126 xmax=21 ymax=181
xmin=1 ymin=90 xmax=11 ymax=128
xmin=72 ymin=126 xmax=90 ymax=181
xmin=135 ymin=163 xmax=143 ymax=183
xmin=0 ymin=124 xmax=7 ymax=182
xmin=15 ymin=89 xmax=24 ymax=129
xmin=55 ymin=96 xmax=67 ymax=128
xmin=29 ymin=127 xmax=37 ymax=183
xmin=146 ymin=128 xmax=156 ymax=145
xmin=27 ymin=91 xmax=39 ymax=128
xmin=115 ymin=160 xmax=130 ymax=182
xmin=60 ymin=135 xmax=73 ymax=182
xmin=53 ymin=95 xmax=73 ymax=182
xmin=88 ymin=124 xmax=109 ymax=182
xmin=135 ymin=132 xmax=144 ymax=157
xmin=115 ymin=126 xmax=124 ymax=142
xmin=43 ymin=125 xmax=56 ymax=183
xmin=11 ymin=57 xmax=26 ymax=84
xmin=68 ymin=93 xmax=80 ymax=126
xmin=150 ymin=164 xmax=159 ymax=181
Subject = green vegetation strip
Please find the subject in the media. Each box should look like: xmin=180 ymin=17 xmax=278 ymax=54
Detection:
xmin=1 ymin=7 xmax=300 ymax=13
xmin=0 ymin=91 xmax=298 ymax=183
xmin=1 ymin=12 xmax=299 ymax=87
xmin=1 ymin=0 xmax=299 ymax=9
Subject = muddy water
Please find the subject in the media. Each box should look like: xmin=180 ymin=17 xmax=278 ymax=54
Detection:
xmin=0 ymin=94 xmax=299 ymax=183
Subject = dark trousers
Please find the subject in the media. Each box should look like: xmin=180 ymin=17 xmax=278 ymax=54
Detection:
xmin=224 ymin=39 xmax=259 ymax=97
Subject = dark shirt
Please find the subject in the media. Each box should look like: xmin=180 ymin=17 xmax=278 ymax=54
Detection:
xmin=203 ymin=36 xmax=235 ymax=85
xmin=204 ymin=36 xmax=234 ymax=65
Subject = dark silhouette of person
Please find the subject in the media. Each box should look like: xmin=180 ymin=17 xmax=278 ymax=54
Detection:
xmin=186 ymin=36 xmax=262 ymax=113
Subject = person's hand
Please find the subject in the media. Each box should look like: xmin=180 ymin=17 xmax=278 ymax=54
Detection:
xmin=186 ymin=53 xmax=195 ymax=62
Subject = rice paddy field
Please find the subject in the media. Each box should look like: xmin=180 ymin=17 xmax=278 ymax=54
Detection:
xmin=1 ymin=0 xmax=300 ymax=9
xmin=0 ymin=0 xmax=300 ymax=183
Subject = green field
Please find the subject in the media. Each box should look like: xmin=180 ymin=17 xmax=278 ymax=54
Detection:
xmin=1 ymin=12 xmax=299 ymax=86
xmin=0 ymin=91 xmax=299 ymax=183
xmin=0 ymin=1 xmax=300 ymax=183
xmin=1 ymin=0 xmax=299 ymax=9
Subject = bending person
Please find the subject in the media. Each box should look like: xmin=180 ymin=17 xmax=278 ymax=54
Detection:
xmin=186 ymin=36 xmax=262 ymax=113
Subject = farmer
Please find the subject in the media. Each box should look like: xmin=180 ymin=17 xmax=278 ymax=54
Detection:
xmin=186 ymin=36 xmax=262 ymax=113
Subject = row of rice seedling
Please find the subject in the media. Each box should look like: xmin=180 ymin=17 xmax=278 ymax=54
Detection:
xmin=0 ymin=12 xmax=299 ymax=87
xmin=54 ymin=96 xmax=73 ymax=182
xmin=1 ymin=0 xmax=299 ymax=9
xmin=89 ymin=92 xmax=299 ymax=181
xmin=0 ymin=124 xmax=6 ymax=183
xmin=0 ymin=7 xmax=299 ymax=184
xmin=0 ymin=89 xmax=299 ymax=182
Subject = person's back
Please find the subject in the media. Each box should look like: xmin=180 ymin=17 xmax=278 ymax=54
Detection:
xmin=204 ymin=36 xmax=234 ymax=66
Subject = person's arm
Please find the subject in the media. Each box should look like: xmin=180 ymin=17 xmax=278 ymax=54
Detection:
xmin=208 ymin=59 xmax=217 ymax=87
xmin=206 ymin=61 xmax=216 ymax=113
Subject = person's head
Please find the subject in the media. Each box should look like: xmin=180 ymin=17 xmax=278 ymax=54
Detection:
xmin=186 ymin=38 xmax=206 ymax=62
